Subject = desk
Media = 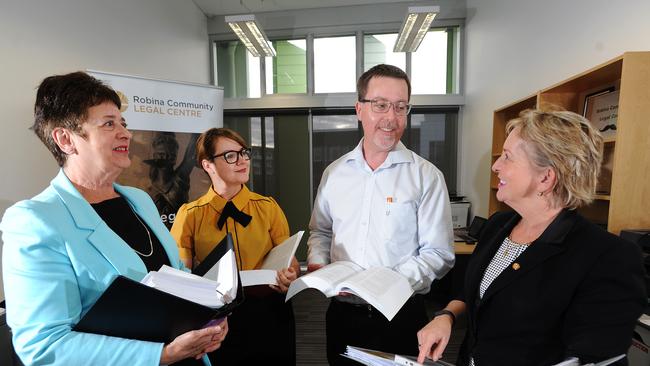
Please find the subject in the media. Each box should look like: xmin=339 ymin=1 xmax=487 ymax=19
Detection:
xmin=454 ymin=241 xmax=476 ymax=255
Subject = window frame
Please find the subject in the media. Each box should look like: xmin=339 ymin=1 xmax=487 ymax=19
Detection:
xmin=209 ymin=18 xmax=465 ymax=110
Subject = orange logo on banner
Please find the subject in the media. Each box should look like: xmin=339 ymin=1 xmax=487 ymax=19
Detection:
xmin=116 ymin=90 xmax=129 ymax=112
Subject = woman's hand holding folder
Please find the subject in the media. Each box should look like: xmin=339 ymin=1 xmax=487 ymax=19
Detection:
xmin=160 ymin=318 xmax=229 ymax=364
xmin=271 ymin=256 xmax=301 ymax=293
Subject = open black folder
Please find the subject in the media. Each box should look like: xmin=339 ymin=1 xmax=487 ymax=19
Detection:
xmin=74 ymin=234 xmax=243 ymax=343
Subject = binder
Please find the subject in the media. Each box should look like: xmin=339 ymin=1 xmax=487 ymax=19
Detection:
xmin=73 ymin=234 xmax=243 ymax=343
xmin=343 ymin=345 xmax=454 ymax=366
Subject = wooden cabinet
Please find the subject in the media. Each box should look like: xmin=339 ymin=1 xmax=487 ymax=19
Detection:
xmin=489 ymin=52 xmax=650 ymax=234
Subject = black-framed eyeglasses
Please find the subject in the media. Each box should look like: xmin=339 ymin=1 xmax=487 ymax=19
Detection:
xmin=359 ymin=99 xmax=412 ymax=116
xmin=211 ymin=148 xmax=252 ymax=164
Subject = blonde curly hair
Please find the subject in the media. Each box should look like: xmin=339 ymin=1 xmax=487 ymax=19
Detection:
xmin=506 ymin=108 xmax=604 ymax=209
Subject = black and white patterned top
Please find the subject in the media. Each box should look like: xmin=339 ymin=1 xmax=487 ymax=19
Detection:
xmin=479 ymin=236 xmax=530 ymax=298
xmin=469 ymin=236 xmax=529 ymax=366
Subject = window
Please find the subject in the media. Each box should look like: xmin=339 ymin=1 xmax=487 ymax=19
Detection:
xmin=214 ymin=26 xmax=459 ymax=97
xmin=363 ymin=33 xmax=406 ymax=71
xmin=212 ymin=16 xmax=464 ymax=262
xmin=311 ymin=108 xmax=459 ymax=198
xmin=224 ymin=111 xmax=312 ymax=258
xmin=411 ymin=30 xmax=449 ymax=95
xmin=314 ymin=36 xmax=357 ymax=93
xmin=312 ymin=113 xmax=361 ymax=198
xmin=407 ymin=109 xmax=459 ymax=195
xmin=265 ymin=39 xmax=307 ymax=94
xmin=215 ymin=41 xmax=261 ymax=98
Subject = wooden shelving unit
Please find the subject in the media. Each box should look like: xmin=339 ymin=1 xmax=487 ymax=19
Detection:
xmin=489 ymin=52 xmax=650 ymax=234
xmin=489 ymin=94 xmax=537 ymax=215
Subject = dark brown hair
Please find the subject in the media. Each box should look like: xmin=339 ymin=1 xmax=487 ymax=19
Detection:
xmin=196 ymin=128 xmax=248 ymax=166
xmin=357 ymin=64 xmax=411 ymax=101
xmin=33 ymin=71 xmax=121 ymax=166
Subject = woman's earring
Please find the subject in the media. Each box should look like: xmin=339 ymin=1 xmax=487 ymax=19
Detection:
xmin=538 ymin=191 xmax=544 ymax=197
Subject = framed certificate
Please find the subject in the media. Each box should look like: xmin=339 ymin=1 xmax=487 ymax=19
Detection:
xmin=583 ymin=88 xmax=619 ymax=137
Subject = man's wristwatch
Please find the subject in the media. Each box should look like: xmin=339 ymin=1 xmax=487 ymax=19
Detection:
xmin=433 ymin=309 xmax=456 ymax=326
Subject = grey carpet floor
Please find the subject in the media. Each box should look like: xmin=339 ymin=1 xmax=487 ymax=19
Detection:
xmin=292 ymin=290 xmax=466 ymax=365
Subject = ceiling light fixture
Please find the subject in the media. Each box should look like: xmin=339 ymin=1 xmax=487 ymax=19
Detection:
xmin=393 ymin=6 xmax=440 ymax=53
xmin=225 ymin=14 xmax=276 ymax=57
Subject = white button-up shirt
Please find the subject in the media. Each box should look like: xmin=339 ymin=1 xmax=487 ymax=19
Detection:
xmin=307 ymin=140 xmax=455 ymax=294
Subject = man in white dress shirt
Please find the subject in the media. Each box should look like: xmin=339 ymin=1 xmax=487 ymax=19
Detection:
xmin=307 ymin=64 xmax=455 ymax=365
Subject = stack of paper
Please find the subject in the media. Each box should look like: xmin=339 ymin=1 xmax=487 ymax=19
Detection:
xmin=343 ymin=346 xmax=451 ymax=366
xmin=344 ymin=346 xmax=395 ymax=366
xmin=141 ymin=265 xmax=227 ymax=308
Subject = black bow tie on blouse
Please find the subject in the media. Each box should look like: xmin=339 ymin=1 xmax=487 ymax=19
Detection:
xmin=217 ymin=200 xmax=252 ymax=229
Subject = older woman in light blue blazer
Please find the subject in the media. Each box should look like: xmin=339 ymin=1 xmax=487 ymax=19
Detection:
xmin=1 ymin=72 xmax=227 ymax=366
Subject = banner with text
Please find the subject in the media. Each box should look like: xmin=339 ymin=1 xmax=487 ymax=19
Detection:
xmin=89 ymin=70 xmax=223 ymax=228
xmin=89 ymin=70 xmax=223 ymax=133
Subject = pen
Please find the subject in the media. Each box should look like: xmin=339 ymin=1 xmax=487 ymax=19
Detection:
xmin=386 ymin=196 xmax=393 ymax=216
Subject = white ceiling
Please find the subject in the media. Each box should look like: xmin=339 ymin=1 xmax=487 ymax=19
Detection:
xmin=193 ymin=0 xmax=418 ymax=16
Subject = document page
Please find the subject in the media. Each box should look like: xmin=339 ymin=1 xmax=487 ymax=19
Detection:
xmin=240 ymin=231 xmax=304 ymax=287
xmin=339 ymin=266 xmax=413 ymax=321
xmin=201 ymin=249 xmax=238 ymax=303
xmin=240 ymin=269 xmax=276 ymax=287
xmin=260 ymin=231 xmax=304 ymax=270
xmin=343 ymin=345 xmax=394 ymax=366
xmin=141 ymin=265 xmax=224 ymax=308
xmin=286 ymin=261 xmax=362 ymax=299
xmin=394 ymin=354 xmax=454 ymax=366
xmin=344 ymin=346 xmax=450 ymax=366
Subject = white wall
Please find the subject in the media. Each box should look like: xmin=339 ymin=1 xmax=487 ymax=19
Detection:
xmin=462 ymin=0 xmax=650 ymax=218
xmin=0 ymin=0 xmax=209 ymax=301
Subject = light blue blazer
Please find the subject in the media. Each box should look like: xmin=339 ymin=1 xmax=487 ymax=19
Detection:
xmin=1 ymin=170 xmax=210 ymax=366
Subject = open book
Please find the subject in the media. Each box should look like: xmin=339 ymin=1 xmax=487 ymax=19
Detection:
xmin=74 ymin=234 xmax=242 ymax=343
xmin=285 ymin=261 xmax=413 ymax=321
xmin=239 ymin=231 xmax=304 ymax=287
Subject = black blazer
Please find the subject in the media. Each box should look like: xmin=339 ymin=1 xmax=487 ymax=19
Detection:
xmin=457 ymin=209 xmax=646 ymax=366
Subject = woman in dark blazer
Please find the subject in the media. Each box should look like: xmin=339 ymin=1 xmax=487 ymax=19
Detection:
xmin=416 ymin=109 xmax=646 ymax=366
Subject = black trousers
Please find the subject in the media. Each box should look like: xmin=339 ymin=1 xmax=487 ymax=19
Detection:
xmin=326 ymin=295 xmax=428 ymax=366
xmin=208 ymin=286 xmax=296 ymax=366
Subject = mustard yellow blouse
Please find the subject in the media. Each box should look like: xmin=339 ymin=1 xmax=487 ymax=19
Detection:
xmin=170 ymin=185 xmax=290 ymax=270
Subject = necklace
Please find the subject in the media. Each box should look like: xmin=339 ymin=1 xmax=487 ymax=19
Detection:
xmin=127 ymin=203 xmax=154 ymax=257
xmin=503 ymin=236 xmax=529 ymax=258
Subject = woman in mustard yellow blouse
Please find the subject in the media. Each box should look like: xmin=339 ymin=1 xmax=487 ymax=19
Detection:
xmin=171 ymin=128 xmax=300 ymax=365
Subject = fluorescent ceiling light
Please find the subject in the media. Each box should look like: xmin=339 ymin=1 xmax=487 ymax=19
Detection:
xmin=225 ymin=14 xmax=276 ymax=57
xmin=393 ymin=6 xmax=439 ymax=53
